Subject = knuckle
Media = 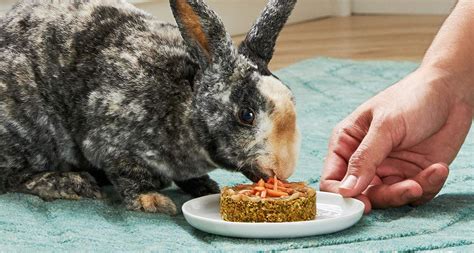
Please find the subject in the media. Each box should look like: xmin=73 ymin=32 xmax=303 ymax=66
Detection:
xmin=319 ymin=180 xmax=329 ymax=191
xmin=332 ymin=119 xmax=353 ymax=137
xmin=331 ymin=125 xmax=341 ymax=137
xmin=330 ymin=126 xmax=344 ymax=143
xmin=372 ymin=113 xmax=401 ymax=136
xmin=319 ymin=180 xmax=336 ymax=193
xmin=348 ymin=147 xmax=373 ymax=175
xmin=331 ymin=125 xmax=356 ymax=146
xmin=372 ymin=118 xmax=391 ymax=133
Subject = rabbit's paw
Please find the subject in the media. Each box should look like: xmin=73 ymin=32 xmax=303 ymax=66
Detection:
xmin=191 ymin=179 xmax=219 ymax=197
xmin=128 ymin=192 xmax=177 ymax=215
xmin=152 ymin=174 xmax=173 ymax=190
xmin=22 ymin=172 xmax=102 ymax=200
xmin=175 ymin=175 xmax=219 ymax=197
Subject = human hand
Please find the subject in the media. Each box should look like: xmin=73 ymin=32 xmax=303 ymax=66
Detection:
xmin=320 ymin=67 xmax=473 ymax=213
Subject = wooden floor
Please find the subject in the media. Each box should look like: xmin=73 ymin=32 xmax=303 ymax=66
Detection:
xmin=233 ymin=15 xmax=448 ymax=70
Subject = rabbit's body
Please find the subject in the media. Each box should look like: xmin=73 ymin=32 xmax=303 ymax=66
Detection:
xmin=0 ymin=0 xmax=299 ymax=214
xmin=1 ymin=1 xmax=215 ymax=198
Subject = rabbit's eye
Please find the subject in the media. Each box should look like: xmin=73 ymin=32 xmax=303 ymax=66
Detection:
xmin=238 ymin=108 xmax=255 ymax=126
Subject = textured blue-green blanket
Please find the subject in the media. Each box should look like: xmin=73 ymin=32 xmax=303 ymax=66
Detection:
xmin=0 ymin=58 xmax=472 ymax=252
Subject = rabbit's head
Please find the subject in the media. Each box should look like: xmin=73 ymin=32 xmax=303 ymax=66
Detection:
xmin=170 ymin=0 xmax=299 ymax=181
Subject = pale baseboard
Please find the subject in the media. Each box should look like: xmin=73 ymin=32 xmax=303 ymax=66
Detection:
xmin=352 ymin=0 xmax=457 ymax=15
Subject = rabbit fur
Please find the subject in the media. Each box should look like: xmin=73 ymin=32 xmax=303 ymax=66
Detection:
xmin=0 ymin=0 xmax=299 ymax=214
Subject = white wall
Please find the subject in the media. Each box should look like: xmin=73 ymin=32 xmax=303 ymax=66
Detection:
xmin=133 ymin=0 xmax=337 ymax=35
xmin=0 ymin=0 xmax=337 ymax=35
xmin=0 ymin=0 xmax=17 ymax=14
xmin=351 ymin=0 xmax=457 ymax=15
xmin=0 ymin=0 xmax=457 ymax=34
xmin=0 ymin=0 xmax=460 ymax=17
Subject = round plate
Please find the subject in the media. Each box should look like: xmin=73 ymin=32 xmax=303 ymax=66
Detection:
xmin=182 ymin=191 xmax=364 ymax=238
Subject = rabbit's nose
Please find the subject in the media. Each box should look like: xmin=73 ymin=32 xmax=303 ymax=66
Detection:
xmin=261 ymin=167 xmax=275 ymax=177
xmin=274 ymin=167 xmax=293 ymax=180
xmin=255 ymin=159 xmax=275 ymax=177
xmin=273 ymin=157 xmax=295 ymax=180
xmin=256 ymin=154 xmax=295 ymax=180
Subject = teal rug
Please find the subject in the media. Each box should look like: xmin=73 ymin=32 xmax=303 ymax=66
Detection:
xmin=0 ymin=58 xmax=472 ymax=252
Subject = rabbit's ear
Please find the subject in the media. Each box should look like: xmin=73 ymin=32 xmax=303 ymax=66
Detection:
xmin=238 ymin=0 xmax=297 ymax=74
xmin=170 ymin=0 xmax=234 ymax=68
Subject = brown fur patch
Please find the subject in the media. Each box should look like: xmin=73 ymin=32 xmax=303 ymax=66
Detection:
xmin=137 ymin=192 xmax=177 ymax=215
xmin=268 ymin=99 xmax=298 ymax=179
xmin=175 ymin=0 xmax=210 ymax=58
xmin=21 ymin=172 xmax=102 ymax=200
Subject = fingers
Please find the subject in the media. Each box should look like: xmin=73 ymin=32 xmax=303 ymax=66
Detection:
xmin=320 ymin=118 xmax=363 ymax=193
xmin=354 ymin=175 xmax=382 ymax=214
xmin=320 ymin=151 xmax=347 ymax=193
xmin=382 ymin=175 xmax=404 ymax=185
xmin=376 ymin=157 xmax=423 ymax=179
xmin=319 ymin=179 xmax=341 ymax=193
xmin=364 ymin=179 xmax=423 ymax=208
xmin=339 ymin=122 xmax=394 ymax=197
xmin=410 ymin=162 xmax=449 ymax=206
xmin=363 ymin=163 xmax=449 ymax=209
xmin=354 ymin=194 xmax=372 ymax=214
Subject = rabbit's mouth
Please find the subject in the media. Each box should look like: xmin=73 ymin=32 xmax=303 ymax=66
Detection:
xmin=241 ymin=167 xmax=272 ymax=183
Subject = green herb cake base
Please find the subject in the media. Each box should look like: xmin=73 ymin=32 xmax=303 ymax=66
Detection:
xmin=220 ymin=186 xmax=316 ymax=222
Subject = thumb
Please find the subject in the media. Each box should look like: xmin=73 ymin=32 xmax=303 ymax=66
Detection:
xmin=339 ymin=122 xmax=393 ymax=197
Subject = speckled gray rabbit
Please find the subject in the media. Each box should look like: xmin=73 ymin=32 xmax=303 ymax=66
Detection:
xmin=0 ymin=0 xmax=299 ymax=214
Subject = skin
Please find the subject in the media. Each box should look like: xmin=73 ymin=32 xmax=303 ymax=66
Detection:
xmin=320 ymin=0 xmax=474 ymax=213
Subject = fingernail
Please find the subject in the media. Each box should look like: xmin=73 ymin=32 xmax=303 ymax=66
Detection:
xmin=429 ymin=169 xmax=444 ymax=185
xmin=340 ymin=175 xmax=358 ymax=189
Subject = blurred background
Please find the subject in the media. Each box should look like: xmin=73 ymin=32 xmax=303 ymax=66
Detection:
xmin=0 ymin=0 xmax=457 ymax=69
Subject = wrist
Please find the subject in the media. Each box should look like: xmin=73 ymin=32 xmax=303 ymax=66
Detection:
xmin=417 ymin=0 xmax=474 ymax=109
xmin=418 ymin=62 xmax=474 ymax=110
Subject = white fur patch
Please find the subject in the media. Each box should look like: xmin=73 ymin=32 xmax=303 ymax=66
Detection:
xmin=82 ymin=139 xmax=93 ymax=149
xmin=245 ymin=111 xmax=272 ymax=154
xmin=140 ymin=150 xmax=168 ymax=175
xmin=0 ymin=125 xmax=7 ymax=134
xmin=146 ymin=128 xmax=154 ymax=134
xmin=217 ymin=89 xmax=231 ymax=104
xmin=106 ymin=90 xmax=126 ymax=114
xmin=257 ymin=75 xmax=293 ymax=109
xmin=127 ymin=100 xmax=146 ymax=121
xmin=87 ymin=91 xmax=102 ymax=107
xmin=119 ymin=51 xmax=139 ymax=65
xmin=253 ymin=75 xmax=293 ymax=146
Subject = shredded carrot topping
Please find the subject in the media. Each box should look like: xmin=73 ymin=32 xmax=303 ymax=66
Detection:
xmin=254 ymin=186 xmax=266 ymax=191
xmin=266 ymin=188 xmax=289 ymax=197
xmin=240 ymin=176 xmax=299 ymax=199
xmin=273 ymin=175 xmax=278 ymax=191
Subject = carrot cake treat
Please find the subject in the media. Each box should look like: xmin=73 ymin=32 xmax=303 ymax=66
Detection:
xmin=220 ymin=176 xmax=316 ymax=222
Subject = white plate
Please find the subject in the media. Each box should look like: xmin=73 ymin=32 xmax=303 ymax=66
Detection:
xmin=182 ymin=191 xmax=364 ymax=238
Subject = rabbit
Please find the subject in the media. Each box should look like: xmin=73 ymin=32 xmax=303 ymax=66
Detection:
xmin=0 ymin=0 xmax=300 ymax=215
